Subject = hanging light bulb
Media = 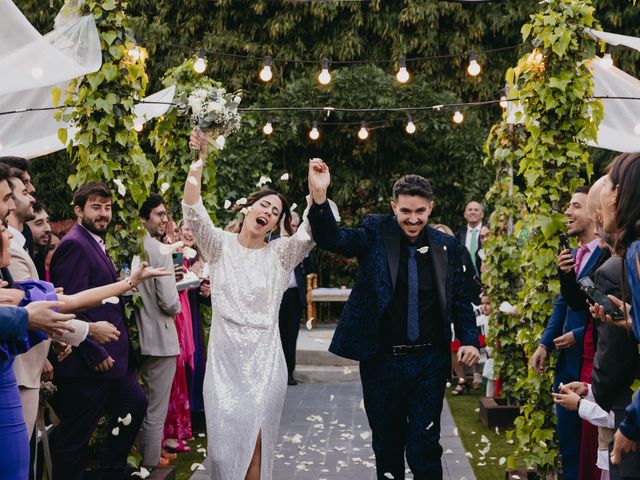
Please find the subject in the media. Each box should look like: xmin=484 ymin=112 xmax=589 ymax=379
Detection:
xmin=467 ymin=52 xmax=481 ymax=77
xmin=262 ymin=118 xmax=273 ymax=135
xmin=601 ymin=51 xmax=614 ymax=69
xmin=318 ymin=58 xmax=331 ymax=85
xmin=193 ymin=48 xmax=207 ymax=74
xmin=357 ymin=121 xmax=369 ymax=140
xmin=134 ymin=122 xmax=144 ymax=132
xmin=499 ymin=95 xmax=508 ymax=109
xmin=453 ymin=111 xmax=464 ymax=124
xmin=309 ymin=121 xmax=320 ymax=141
xmin=259 ymin=55 xmax=273 ymax=82
xmin=405 ymin=115 xmax=416 ymax=134
xmin=396 ymin=56 xmax=410 ymax=83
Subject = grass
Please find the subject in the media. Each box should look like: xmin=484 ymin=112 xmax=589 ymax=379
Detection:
xmin=445 ymin=387 xmax=516 ymax=480
xmin=170 ymin=436 xmax=208 ymax=480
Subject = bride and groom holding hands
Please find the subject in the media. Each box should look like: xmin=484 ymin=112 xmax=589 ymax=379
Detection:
xmin=185 ymin=129 xmax=480 ymax=480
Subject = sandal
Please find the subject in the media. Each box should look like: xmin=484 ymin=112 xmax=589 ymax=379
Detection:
xmin=451 ymin=377 xmax=469 ymax=396
xmin=164 ymin=439 xmax=191 ymax=453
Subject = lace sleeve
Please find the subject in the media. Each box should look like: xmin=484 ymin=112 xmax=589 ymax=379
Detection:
xmin=182 ymin=198 xmax=224 ymax=265
xmin=276 ymin=219 xmax=316 ymax=272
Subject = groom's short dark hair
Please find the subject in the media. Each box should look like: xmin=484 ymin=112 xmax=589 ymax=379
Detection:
xmin=392 ymin=175 xmax=433 ymax=201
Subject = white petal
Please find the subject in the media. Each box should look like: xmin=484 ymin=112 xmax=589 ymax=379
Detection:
xmin=131 ymin=255 xmax=141 ymax=273
xmin=131 ymin=467 xmax=150 ymax=479
xmin=417 ymin=246 xmax=429 ymax=254
xmin=190 ymin=159 xmax=204 ymax=170
xmin=196 ymin=447 xmax=206 ymax=453
xmin=280 ymin=172 xmax=290 ymax=181
xmin=159 ymin=241 xmax=184 ymax=255
xmin=224 ymin=199 xmax=232 ymax=209
xmin=160 ymin=182 xmax=170 ymax=194
xmin=102 ymin=296 xmax=120 ymax=305
xmin=453 ymin=427 xmax=458 ymax=436
xmin=235 ymin=197 xmax=247 ymax=205
xmin=215 ymin=135 xmax=226 ymax=150
xmin=384 ymin=473 xmax=394 ymax=479
xmin=117 ymin=413 xmax=132 ymax=426
xmin=359 ymin=432 xmax=370 ymax=440
xmin=306 ymin=318 xmax=314 ymax=330
xmin=465 ymin=451 xmax=473 ymax=458
xmin=290 ymin=203 xmax=297 ymax=211
xmin=426 ymin=421 xmax=434 ymax=430
xmin=187 ymin=176 xmax=198 ymax=185
xmin=499 ymin=457 xmax=506 ymax=465
xmin=190 ymin=463 xmax=205 ymax=471
xmin=291 ymin=434 xmax=303 ymax=444
xmin=183 ymin=246 xmax=197 ymax=259
xmin=111 ymin=427 xmax=119 ymax=436
xmin=359 ymin=399 xmax=365 ymax=411
xmin=329 ymin=395 xmax=334 ymax=401
xmin=343 ymin=367 xmax=352 ymax=375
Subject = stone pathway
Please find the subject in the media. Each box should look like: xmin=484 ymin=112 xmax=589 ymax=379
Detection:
xmin=190 ymin=382 xmax=475 ymax=480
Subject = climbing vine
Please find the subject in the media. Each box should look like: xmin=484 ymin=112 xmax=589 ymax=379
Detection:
xmin=504 ymin=0 xmax=603 ymax=474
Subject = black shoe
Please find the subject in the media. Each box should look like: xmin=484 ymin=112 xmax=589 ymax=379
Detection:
xmin=287 ymin=374 xmax=298 ymax=386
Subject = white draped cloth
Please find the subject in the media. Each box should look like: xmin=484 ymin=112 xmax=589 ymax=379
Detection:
xmin=0 ymin=0 xmax=175 ymax=159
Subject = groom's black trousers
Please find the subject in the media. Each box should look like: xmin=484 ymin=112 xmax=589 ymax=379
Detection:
xmin=360 ymin=346 xmax=449 ymax=480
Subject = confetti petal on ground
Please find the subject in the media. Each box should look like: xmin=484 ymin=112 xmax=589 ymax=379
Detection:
xmin=313 ymin=338 xmax=325 ymax=343
xmin=465 ymin=452 xmax=473 ymax=459
xmin=499 ymin=457 xmax=506 ymax=465
xmin=198 ymin=433 xmax=206 ymax=438
xmin=131 ymin=467 xmax=150 ymax=478
xmin=190 ymin=463 xmax=205 ymax=471
xmin=384 ymin=473 xmax=394 ymax=479
xmin=360 ymin=399 xmax=365 ymax=411
xmin=117 ymin=413 xmax=132 ymax=426
xmin=329 ymin=394 xmax=334 ymax=401
xmin=360 ymin=432 xmax=370 ymax=440
xmin=306 ymin=318 xmax=314 ymax=330
xmin=291 ymin=434 xmax=303 ymax=444
xmin=343 ymin=367 xmax=352 ymax=375
xmin=196 ymin=447 xmax=206 ymax=454
xmin=453 ymin=427 xmax=458 ymax=436
xmin=111 ymin=427 xmax=119 ymax=436
xmin=102 ymin=296 xmax=119 ymax=305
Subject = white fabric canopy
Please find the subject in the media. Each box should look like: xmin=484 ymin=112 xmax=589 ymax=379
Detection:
xmin=0 ymin=0 xmax=176 ymax=159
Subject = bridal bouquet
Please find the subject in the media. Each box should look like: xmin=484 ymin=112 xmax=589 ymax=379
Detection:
xmin=176 ymin=87 xmax=242 ymax=152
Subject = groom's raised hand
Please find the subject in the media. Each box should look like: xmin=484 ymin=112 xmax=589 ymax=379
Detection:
xmin=308 ymin=158 xmax=330 ymax=204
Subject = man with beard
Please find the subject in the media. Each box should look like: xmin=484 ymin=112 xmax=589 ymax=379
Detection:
xmin=0 ymin=157 xmax=36 ymax=256
xmin=26 ymin=201 xmax=51 ymax=280
xmin=6 ymin=170 xmax=37 ymax=280
xmin=135 ymin=193 xmax=181 ymax=468
xmin=531 ymin=186 xmax=603 ymax=480
xmin=307 ymin=171 xmax=480 ymax=479
xmin=49 ymin=182 xmax=148 ymax=480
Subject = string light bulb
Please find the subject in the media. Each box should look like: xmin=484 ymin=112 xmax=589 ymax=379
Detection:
xmin=259 ymin=56 xmax=273 ymax=82
xmin=318 ymin=58 xmax=331 ymax=85
xmin=396 ymin=57 xmax=410 ymax=83
xmin=601 ymin=52 xmax=614 ymax=69
xmin=309 ymin=121 xmax=320 ymax=141
xmin=405 ymin=115 xmax=416 ymax=134
xmin=453 ymin=111 xmax=464 ymax=124
xmin=262 ymin=118 xmax=273 ymax=135
xmin=467 ymin=52 xmax=481 ymax=77
xmin=128 ymin=46 xmax=141 ymax=61
xmin=134 ymin=122 xmax=144 ymax=132
xmin=357 ymin=121 xmax=369 ymax=140
xmin=500 ymin=95 xmax=508 ymax=109
xmin=193 ymin=48 xmax=207 ymax=74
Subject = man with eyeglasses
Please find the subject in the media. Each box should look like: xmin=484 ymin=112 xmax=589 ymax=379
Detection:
xmin=135 ymin=192 xmax=181 ymax=469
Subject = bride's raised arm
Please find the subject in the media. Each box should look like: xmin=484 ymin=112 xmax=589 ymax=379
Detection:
xmin=182 ymin=129 xmax=225 ymax=265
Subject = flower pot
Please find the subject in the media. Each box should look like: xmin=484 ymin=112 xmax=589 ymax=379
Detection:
xmin=479 ymin=396 xmax=520 ymax=429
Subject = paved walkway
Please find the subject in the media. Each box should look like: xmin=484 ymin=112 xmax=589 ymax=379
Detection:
xmin=191 ymin=382 xmax=475 ymax=480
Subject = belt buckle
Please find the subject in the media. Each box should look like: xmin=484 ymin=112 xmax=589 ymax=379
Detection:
xmin=392 ymin=345 xmax=410 ymax=356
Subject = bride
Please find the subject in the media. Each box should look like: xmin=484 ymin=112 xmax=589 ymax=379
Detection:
xmin=183 ymin=129 xmax=326 ymax=479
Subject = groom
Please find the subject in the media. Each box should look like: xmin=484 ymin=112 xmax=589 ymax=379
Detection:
xmin=307 ymin=164 xmax=480 ymax=479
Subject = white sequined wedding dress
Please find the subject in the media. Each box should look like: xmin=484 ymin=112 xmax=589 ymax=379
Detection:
xmin=183 ymin=198 xmax=315 ymax=480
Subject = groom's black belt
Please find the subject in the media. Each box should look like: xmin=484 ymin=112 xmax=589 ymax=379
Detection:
xmin=391 ymin=343 xmax=433 ymax=356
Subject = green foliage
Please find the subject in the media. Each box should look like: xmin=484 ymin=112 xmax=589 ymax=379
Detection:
xmin=147 ymin=59 xmax=223 ymax=219
xmin=483 ymin=122 xmax=528 ymax=407
xmin=56 ymin=0 xmax=154 ymax=264
xmin=503 ymin=0 xmax=603 ymax=474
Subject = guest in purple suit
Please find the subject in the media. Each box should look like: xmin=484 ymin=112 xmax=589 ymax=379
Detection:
xmin=49 ymin=182 xmax=149 ymax=480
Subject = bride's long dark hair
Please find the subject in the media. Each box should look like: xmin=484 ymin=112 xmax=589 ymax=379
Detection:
xmin=609 ymin=153 xmax=640 ymax=256
xmin=230 ymin=189 xmax=294 ymax=237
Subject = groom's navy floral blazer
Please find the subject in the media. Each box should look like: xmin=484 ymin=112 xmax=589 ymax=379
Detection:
xmin=308 ymin=201 xmax=479 ymax=363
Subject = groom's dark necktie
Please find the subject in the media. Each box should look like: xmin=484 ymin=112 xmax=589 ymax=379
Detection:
xmin=407 ymin=245 xmax=419 ymax=343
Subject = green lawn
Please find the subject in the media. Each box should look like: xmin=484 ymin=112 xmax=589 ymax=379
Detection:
xmin=171 ymin=437 xmax=208 ymax=480
xmin=445 ymin=388 xmax=516 ymax=480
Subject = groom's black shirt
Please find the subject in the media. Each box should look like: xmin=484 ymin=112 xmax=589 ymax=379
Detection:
xmin=381 ymin=229 xmax=442 ymax=349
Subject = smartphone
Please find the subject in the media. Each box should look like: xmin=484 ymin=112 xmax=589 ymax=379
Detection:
xmin=172 ymin=251 xmax=184 ymax=267
xmin=559 ymin=233 xmax=570 ymax=252
xmin=578 ymin=277 xmax=625 ymax=321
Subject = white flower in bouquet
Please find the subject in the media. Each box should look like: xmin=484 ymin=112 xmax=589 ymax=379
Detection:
xmin=177 ymin=86 xmax=242 ymax=138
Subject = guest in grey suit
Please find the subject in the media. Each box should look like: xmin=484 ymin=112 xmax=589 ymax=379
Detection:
xmin=136 ymin=193 xmax=181 ymax=467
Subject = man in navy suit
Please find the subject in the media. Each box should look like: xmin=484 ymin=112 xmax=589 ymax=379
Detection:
xmin=49 ymin=182 xmax=148 ymax=480
xmin=307 ymin=163 xmax=480 ymax=480
xmin=531 ymin=186 xmax=602 ymax=480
